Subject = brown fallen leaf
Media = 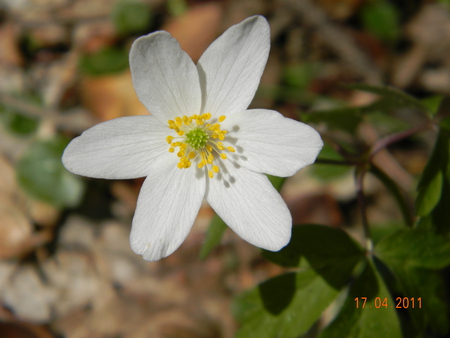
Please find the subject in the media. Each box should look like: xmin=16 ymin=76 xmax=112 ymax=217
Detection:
xmin=80 ymin=70 xmax=149 ymax=121
xmin=163 ymin=3 xmax=222 ymax=62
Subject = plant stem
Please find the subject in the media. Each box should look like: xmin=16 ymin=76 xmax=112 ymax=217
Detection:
xmin=314 ymin=158 xmax=357 ymax=166
xmin=355 ymin=165 xmax=373 ymax=253
xmin=370 ymin=122 xmax=433 ymax=159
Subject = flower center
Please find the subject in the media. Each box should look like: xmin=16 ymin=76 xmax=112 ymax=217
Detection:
xmin=166 ymin=113 xmax=235 ymax=178
xmin=185 ymin=128 xmax=208 ymax=150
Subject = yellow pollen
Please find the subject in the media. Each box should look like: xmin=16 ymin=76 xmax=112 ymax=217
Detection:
xmin=166 ymin=113 xmax=237 ymax=178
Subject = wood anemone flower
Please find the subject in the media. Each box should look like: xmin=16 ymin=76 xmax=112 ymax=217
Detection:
xmin=62 ymin=16 xmax=323 ymax=261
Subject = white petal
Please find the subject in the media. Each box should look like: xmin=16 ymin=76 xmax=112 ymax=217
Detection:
xmin=206 ymin=162 xmax=291 ymax=251
xmin=222 ymin=109 xmax=323 ymax=177
xmin=129 ymin=31 xmax=202 ymax=123
xmin=197 ymin=15 xmax=270 ymax=117
xmin=62 ymin=116 xmax=169 ymax=179
xmin=130 ymin=160 xmax=205 ymax=261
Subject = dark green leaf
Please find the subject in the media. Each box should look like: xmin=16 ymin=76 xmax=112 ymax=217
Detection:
xmin=376 ymin=231 xmax=450 ymax=335
xmin=199 ymin=214 xmax=227 ymax=260
xmin=375 ymin=229 xmax=450 ymax=271
xmin=361 ymin=0 xmax=400 ymax=43
xmin=370 ymin=165 xmax=413 ymax=226
xmin=282 ymin=63 xmax=322 ymax=90
xmin=428 ymin=173 xmax=450 ymax=235
xmin=233 ymin=269 xmax=343 ymax=338
xmin=262 ymin=225 xmax=364 ymax=287
xmin=415 ymin=170 xmax=443 ymax=216
xmin=16 ymin=137 xmax=85 ymax=208
xmin=311 ymin=144 xmax=353 ymax=181
xmin=421 ymin=95 xmax=443 ymax=116
xmin=320 ymin=259 xmax=402 ymax=338
xmin=365 ymin=111 xmax=410 ymax=137
xmin=0 ymin=104 xmax=39 ymax=136
xmin=391 ymin=267 xmax=448 ymax=335
xmin=303 ymin=106 xmax=362 ymax=133
xmin=346 ymin=84 xmax=429 ymax=115
xmin=79 ymin=47 xmax=129 ymax=76
xmin=416 ymin=131 xmax=448 ymax=192
xmin=267 ymin=175 xmax=286 ymax=191
xmin=112 ymin=1 xmax=153 ymax=35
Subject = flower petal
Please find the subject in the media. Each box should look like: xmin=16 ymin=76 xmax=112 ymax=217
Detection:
xmin=197 ymin=15 xmax=270 ymax=116
xmin=129 ymin=31 xmax=202 ymax=123
xmin=206 ymin=163 xmax=291 ymax=251
xmin=62 ymin=116 xmax=169 ymax=179
xmin=222 ymin=109 xmax=323 ymax=177
xmin=130 ymin=160 xmax=205 ymax=261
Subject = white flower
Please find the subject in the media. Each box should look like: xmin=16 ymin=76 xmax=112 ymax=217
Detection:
xmin=62 ymin=15 xmax=323 ymax=261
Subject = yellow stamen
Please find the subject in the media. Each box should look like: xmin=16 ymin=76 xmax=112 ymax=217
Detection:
xmin=165 ymin=113 xmax=233 ymax=178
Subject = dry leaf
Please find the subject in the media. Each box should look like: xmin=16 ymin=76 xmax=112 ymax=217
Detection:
xmin=80 ymin=71 xmax=148 ymax=121
xmin=163 ymin=3 xmax=222 ymax=62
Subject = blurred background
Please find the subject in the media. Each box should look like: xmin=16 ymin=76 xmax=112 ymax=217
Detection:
xmin=0 ymin=0 xmax=448 ymax=337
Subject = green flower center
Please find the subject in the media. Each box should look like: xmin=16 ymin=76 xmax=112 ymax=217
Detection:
xmin=165 ymin=113 xmax=235 ymax=178
xmin=185 ymin=128 xmax=208 ymax=150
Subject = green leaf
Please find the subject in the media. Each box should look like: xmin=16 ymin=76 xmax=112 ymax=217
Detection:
xmin=262 ymin=225 xmax=364 ymax=285
xmin=112 ymin=0 xmax=153 ymax=35
xmin=200 ymin=175 xmax=286 ymax=259
xmin=375 ymin=230 xmax=450 ymax=334
xmin=365 ymin=111 xmax=410 ymax=137
xmin=233 ymin=269 xmax=343 ymax=338
xmin=303 ymin=106 xmax=362 ymax=133
xmin=415 ymin=170 xmax=443 ymax=216
xmin=282 ymin=63 xmax=322 ymax=90
xmin=166 ymin=0 xmax=188 ymax=17
xmin=416 ymin=131 xmax=448 ymax=192
xmin=428 ymin=173 xmax=450 ymax=235
xmin=360 ymin=0 xmax=400 ymax=43
xmin=199 ymin=214 xmax=227 ymax=260
xmin=370 ymin=165 xmax=413 ymax=226
xmin=266 ymin=175 xmax=286 ymax=191
xmin=421 ymin=95 xmax=443 ymax=116
xmin=319 ymin=259 xmax=402 ymax=338
xmin=391 ymin=267 xmax=448 ymax=335
xmin=311 ymin=144 xmax=353 ymax=182
xmin=16 ymin=137 xmax=85 ymax=208
xmin=79 ymin=47 xmax=129 ymax=76
xmin=375 ymin=229 xmax=450 ymax=270
xmin=346 ymin=84 xmax=430 ymax=115
xmin=0 ymin=105 xmax=39 ymax=136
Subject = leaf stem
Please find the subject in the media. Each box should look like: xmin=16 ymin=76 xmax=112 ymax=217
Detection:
xmin=314 ymin=158 xmax=357 ymax=166
xmin=355 ymin=165 xmax=373 ymax=253
xmin=370 ymin=122 xmax=433 ymax=159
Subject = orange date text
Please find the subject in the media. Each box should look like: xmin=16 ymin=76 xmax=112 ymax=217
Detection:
xmin=354 ymin=297 xmax=422 ymax=309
